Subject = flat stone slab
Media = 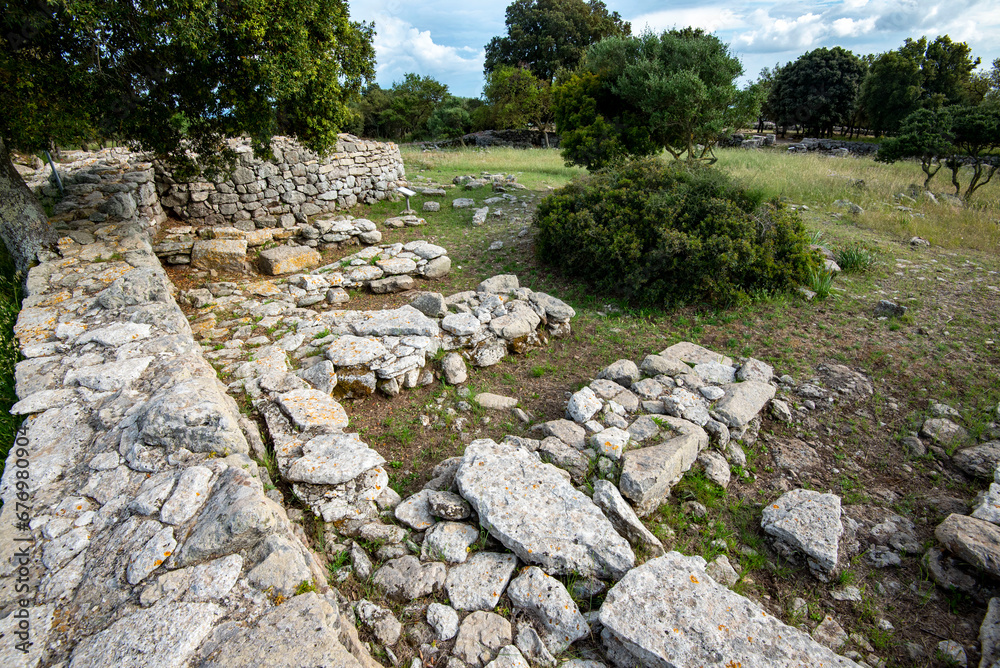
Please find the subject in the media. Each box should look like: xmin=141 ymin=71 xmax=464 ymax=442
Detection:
xmin=446 ymin=552 xmax=519 ymax=611
xmin=191 ymin=239 xmax=248 ymax=273
xmin=936 ymin=514 xmax=1000 ymax=578
xmin=258 ymin=245 xmax=321 ymax=275
xmin=276 ymin=389 xmax=349 ymax=431
xmin=762 ymin=488 xmax=843 ymax=574
xmin=442 ymin=313 xmax=482 ymax=336
xmin=507 ymin=566 xmax=588 ymax=653
xmin=620 ymin=425 xmax=709 ymax=516
xmin=476 ymin=393 xmax=518 ymax=410
xmin=661 ymin=342 xmax=733 ymax=367
xmin=455 ymin=439 xmax=634 ymax=580
xmin=713 ymin=381 xmax=776 ymax=429
xmin=350 ymin=306 xmax=439 ymax=337
xmin=325 ymin=335 xmax=387 ymax=367
xmin=599 ymin=552 xmax=861 ymax=668
xmin=285 ymin=433 xmax=385 ymax=485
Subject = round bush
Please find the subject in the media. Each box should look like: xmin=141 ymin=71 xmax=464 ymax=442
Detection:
xmin=535 ymin=158 xmax=819 ymax=306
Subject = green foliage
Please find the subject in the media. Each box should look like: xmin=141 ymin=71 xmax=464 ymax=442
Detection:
xmin=554 ymin=29 xmax=754 ymax=169
xmin=768 ymin=47 xmax=866 ymax=137
xmin=482 ymin=66 xmax=554 ymax=140
xmin=426 ymin=97 xmax=476 ymax=140
xmin=835 ymin=243 xmax=878 ymax=273
xmin=355 ymin=74 xmax=452 ymax=141
xmin=483 ymin=0 xmax=631 ymax=82
xmin=859 ymin=50 xmax=923 ymax=135
xmin=878 ymin=104 xmax=1000 ymax=198
xmin=806 ymin=268 xmax=834 ymax=300
xmin=1 ymin=0 xmax=376 ymax=178
xmin=294 ymin=579 xmax=317 ymax=596
xmin=875 ymin=108 xmax=954 ymax=187
xmin=535 ymin=158 xmax=819 ymax=306
xmin=0 ymin=244 xmax=23 ymax=483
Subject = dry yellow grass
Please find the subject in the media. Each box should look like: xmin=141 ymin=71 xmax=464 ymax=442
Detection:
xmin=716 ymin=149 xmax=1000 ymax=252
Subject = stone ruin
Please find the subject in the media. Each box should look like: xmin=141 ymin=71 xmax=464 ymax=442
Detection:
xmin=10 ymin=136 xmax=1000 ymax=667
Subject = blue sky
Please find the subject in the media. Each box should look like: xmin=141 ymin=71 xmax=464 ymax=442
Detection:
xmin=348 ymin=0 xmax=1000 ymax=98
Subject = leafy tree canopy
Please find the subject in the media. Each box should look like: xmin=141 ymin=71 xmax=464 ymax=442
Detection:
xmin=767 ymin=47 xmax=866 ymax=136
xmin=355 ymin=74 xmax=465 ymax=141
xmin=483 ymin=0 xmax=630 ymax=82
xmin=859 ymin=50 xmax=923 ymax=135
xmin=482 ymin=66 xmax=554 ymax=142
xmin=1 ymin=0 xmax=376 ymax=176
xmin=553 ymin=29 xmax=755 ymax=170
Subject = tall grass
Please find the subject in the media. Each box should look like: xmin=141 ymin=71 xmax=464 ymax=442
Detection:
xmin=0 ymin=245 xmax=23 ymax=480
xmin=400 ymin=145 xmax=584 ymax=190
xmin=716 ymin=149 xmax=1000 ymax=252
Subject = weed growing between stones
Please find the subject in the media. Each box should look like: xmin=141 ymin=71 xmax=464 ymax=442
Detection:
xmin=836 ymin=242 xmax=880 ymax=273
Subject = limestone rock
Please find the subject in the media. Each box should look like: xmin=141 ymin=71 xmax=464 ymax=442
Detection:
xmin=599 ymin=553 xmax=861 ymax=668
xmin=356 ymin=599 xmax=402 ymax=646
xmin=619 ymin=424 xmax=709 ymax=516
xmin=475 ymin=393 xmax=518 ymax=410
xmin=455 ymin=439 xmax=634 ymax=579
xmin=197 ymin=593 xmax=370 ymax=668
xmin=979 ymin=597 xmax=1000 ymax=668
xmin=705 ymin=554 xmax=739 ymax=587
xmin=285 ymin=433 xmax=385 ymax=486
xmin=441 ymin=352 xmax=468 ymax=384
xmin=258 ymin=245 xmax=322 ymax=275
xmin=395 ymin=489 xmax=437 ymax=531
xmin=598 ymin=360 xmax=641 ymax=387
xmin=326 ymin=335 xmax=388 ymax=367
xmin=421 ymin=521 xmax=479 ymax=563
xmin=427 ymin=602 xmax=460 ymax=641
xmin=762 ymin=489 xmax=843 ymax=575
xmin=191 ymin=239 xmax=247 ymax=273
xmin=589 ymin=427 xmax=630 ymax=461
xmin=566 ymin=387 xmax=602 ymax=423
xmin=507 ymin=566 xmax=589 ymax=652
xmin=541 ymin=419 xmax=586 ymax=450
xmin=373 ymin=555 xmax=447 ymax=602
xmin=484 ymin=645 xmax=530 ymax=668
xmin=954 ymin=442 xmax=1000 ymax=479
xmin=453 ymin=611 xmax=513 ymax=667
xmin=276 ymin=389 xmax=349 ymax=431
xmin=813 ymin=615 xmax=849 ymax=651
xmin=661 ymin=342 xmax=733 ymax=367
xmin=445 ymin=551 xmax=519 ymax=611
xmin=350 ymin=306 xmax=439 ymax=338
xmin=713 ymin=381 xmax=776 ymax=429
xmin=138 ymin=378 xmax=249 ymax=455
xmin=68 ymin=602 xmax=223 ymax=668
xmin=592 ymin=480 xmax=664 ymax=557
xmin=411 ymin=292 xmax=448 ymax=318
xmin=921 ymin=418 xmax=968 ymax=447
xmin=737 ymin=357 xmax=774 ymax=383
xmin=697 ymin=450 xmax=731 ymax=489
xmin=428 ymin=490 xmax=472 ymax=520
xmin=935 ymin=514 xmax=1000 ymax=578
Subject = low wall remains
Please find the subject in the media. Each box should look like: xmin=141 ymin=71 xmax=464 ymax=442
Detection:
xmin=155 ymin=136 xmax=406 ymax=228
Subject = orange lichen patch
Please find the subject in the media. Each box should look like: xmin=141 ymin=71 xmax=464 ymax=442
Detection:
xmin=14 ymin=307 xmax=59 ymax=346
xmin=689 ymin=575 xmax=699 ymax=584
xmin=247 ymin=281 xmax=282 ymax=297
xmin=96 ymin=263 xmax=132 ymax=284
xmin=38 ymin=290 xmax=73 ymax=307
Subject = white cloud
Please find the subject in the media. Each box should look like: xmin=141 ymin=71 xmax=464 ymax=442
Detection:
xmin=831 ymin=17 xmax=876 ymax=37
xmin=373 ymin=16 xmax=484 ymax=81
xmin=733 ymin=12 xmax=828 ymax=52
xmin=632 ymin=7 xmax=746 ymax=34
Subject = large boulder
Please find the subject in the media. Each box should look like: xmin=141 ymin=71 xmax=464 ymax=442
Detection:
xmin=619 ymin=420 xmax=709 ymax=516
xmin=762 ymin=489 xmax=843 ymax=575
xmin=258 ymin=245 xmax=322 ymax=275
xmin=599 ymin=552 xmax=861 ymax=668
xmin=455 ymin=439 xmax=634 ymax=580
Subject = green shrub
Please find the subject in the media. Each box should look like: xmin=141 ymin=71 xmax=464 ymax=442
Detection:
xmin=835 ymin=242 xmax=878 ymax=273
xmin=535 ymin=158 xmax=820 ymax=306
xmin=0 ymin=245 xmax=24 ymax=480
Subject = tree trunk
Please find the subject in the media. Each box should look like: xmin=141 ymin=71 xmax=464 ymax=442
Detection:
xmin=0 ymin=137 xmax=59 ymax=275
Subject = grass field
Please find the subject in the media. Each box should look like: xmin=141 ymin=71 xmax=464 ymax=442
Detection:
xmin=334 ymin=143 xmax=1000 ymax=665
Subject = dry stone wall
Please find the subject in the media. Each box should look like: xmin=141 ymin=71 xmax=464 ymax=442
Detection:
xmin=155 ymin=136 xmax=405 ymax=228
xmin=0 ymin=220 xmax=379 ymax=667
